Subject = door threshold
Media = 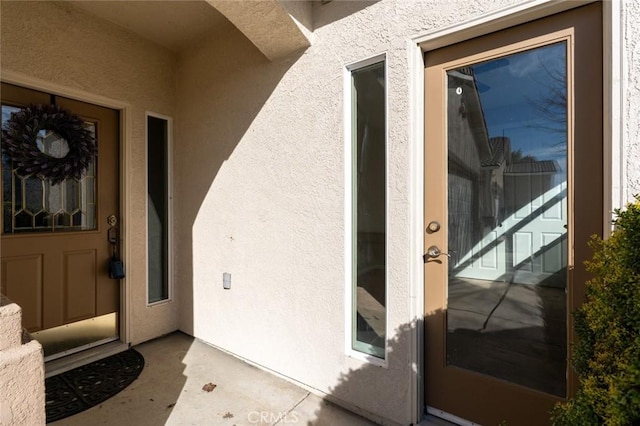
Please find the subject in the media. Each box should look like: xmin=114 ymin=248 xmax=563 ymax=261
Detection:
xmin=45 ymin=340 xmax=130 ymax=378
xmin=425 ymin=407 xmax=478 ymax=426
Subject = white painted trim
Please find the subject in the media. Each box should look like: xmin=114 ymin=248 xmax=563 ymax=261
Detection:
xmin=426 ymin=406 xmax=478 ymax=426
xmin=603 ymin=0 xmax=626 ymax=236
xmin=407 ymin=33 xmax=425 ymax=426
xmin=0 ymin=70 xmax=133 ymax=347
xmin=413 ymin=0 xmax=595 ymax=51
xmin=144 ymin=112 xmax=174 ymax=306
xmin=383 ymin=54 xmax=390 ymax=365
xmin=0 ymin=70 xmax=129 ymax=109
xmin=343 ymin=55 xmax=352 ymax=367
xmin=344 ymin=53 xmax=387 ymax=72
xmin=343 ymin=53 xmax=389 ymax=366
xmin=120 ymin=106 xmax=132 ymax=347
xmin=344 ymin=347 xmax=388 ymax=368
xmin=407 ymin=0 xmax=612 ymax=422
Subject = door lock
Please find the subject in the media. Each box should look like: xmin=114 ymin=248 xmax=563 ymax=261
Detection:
xmin=106 ymin=214 xmax=124 ymax=279
xmin=427 ymin=221 xmax=441 ymax=233
xmin=425 ymin=245 xmax=451 ymax=259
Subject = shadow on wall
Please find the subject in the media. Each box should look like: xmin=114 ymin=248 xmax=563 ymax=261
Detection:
xmin=311 ymin=295 xmax=564 ymax=425
xmin=174 ymin=21 xmax=305 ymax=334
xmin=310 ymin=320 xmax=421 ymax=425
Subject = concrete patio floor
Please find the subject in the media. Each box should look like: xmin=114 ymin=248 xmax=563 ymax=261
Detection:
xmin=50 ymin=332 xmax=452 ymax=426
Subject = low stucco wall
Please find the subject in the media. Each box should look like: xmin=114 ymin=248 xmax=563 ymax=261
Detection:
xmin=0 ymin=296 xmax=45 ymax=426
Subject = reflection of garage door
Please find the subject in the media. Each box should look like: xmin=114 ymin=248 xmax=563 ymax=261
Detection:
xmin=504 ymin=174 xmax=567 ymax=288
xmin=449 ymin=173 xmax=507 ymax=281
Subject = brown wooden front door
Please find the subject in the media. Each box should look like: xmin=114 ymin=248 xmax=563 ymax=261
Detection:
xmin=424 ymin=4 xmax=602 ymax=424
xmin=1 ymin=83 xmax=120 ymax=358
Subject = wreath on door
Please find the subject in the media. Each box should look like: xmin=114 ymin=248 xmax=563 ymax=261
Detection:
xmin=1 ymin=104 xmax=97 ymax=185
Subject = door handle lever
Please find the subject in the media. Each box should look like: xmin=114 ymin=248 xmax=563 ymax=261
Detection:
xmin=425 ymin=245 xmax=451 ymax=259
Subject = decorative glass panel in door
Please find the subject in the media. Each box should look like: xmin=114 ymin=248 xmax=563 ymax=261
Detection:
xmin=2 ymin=105 xmax=96 ymax=234
xmin=445 ymin=43 xmax=567 ymax=397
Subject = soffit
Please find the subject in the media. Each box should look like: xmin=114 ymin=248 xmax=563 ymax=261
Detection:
xmin=70 ymin=1 xmax=229 ymax=52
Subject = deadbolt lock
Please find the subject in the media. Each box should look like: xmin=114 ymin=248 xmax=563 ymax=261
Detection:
xmin=427 ymin=221 xmax=441 ymax=233
xmin=107 ymin=215 xmax=117 ymax=227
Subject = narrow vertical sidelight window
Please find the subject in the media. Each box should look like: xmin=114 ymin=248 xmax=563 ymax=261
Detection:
xmin=147 ymin=115 xmax=171 ymax=304
xmin=349 ymin=58 xmax=387 ymax=358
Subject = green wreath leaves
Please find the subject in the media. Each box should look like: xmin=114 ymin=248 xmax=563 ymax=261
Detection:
xmin=1 ymin=104 xmax=97 ymax=185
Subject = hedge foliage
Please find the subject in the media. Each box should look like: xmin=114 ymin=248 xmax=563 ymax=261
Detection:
xmin=552 ymin=198 xmax=640 ymax=425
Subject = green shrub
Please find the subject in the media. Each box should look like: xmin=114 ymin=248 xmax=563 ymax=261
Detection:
xmin=552 ymin=197 xmax=640 ymax=426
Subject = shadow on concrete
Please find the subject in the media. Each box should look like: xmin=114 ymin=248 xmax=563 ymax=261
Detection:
xmin=51 ymin=332 xmax=191 ymax=426
xmin=128 ymin=333 xmax=192 ymax=425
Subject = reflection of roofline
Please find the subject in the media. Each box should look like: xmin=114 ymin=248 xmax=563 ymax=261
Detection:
xmin=481 ymin=136 xmax=510 ymax=168
xmin=449 ymin=67 xmax=492 ymax=160
xmin=505 ymin=160 xmax=561 ymax=175
xmin=448 ymin=70 xmax=474 ymax=82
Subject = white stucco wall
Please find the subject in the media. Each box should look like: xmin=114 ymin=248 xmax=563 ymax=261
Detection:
xmin=174 ymin=1 xmax=530 ymax=424
xmin=2 ymin=0 xmax=640 ymax=424
xmin=0 ymin=1 xmax=179 ymax=345
xmin=0 ymin=296 xmax=44 ymax=426
xmin=0 ymin=340 xmax=44 ymax=426
xmin=623 ymin=0 xmax=640 ymax=199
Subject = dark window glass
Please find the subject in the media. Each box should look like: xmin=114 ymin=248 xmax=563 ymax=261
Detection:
xmin=147 ymin=116 xmax=170 ymax=303
xmin=352 ymin=61 xmax=386 ymax=358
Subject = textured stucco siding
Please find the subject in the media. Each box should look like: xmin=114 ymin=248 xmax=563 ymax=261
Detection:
xmin=0 ymin=297 xmax=44 ymax=426
xmin=0 ymin=341 xmax=44 ymax=426
xmin=174 ymin=1 xmax=523 ymax=424
xmin=624 ymin=1 xmax=640 ymax=199
xmin=2 ymin=1 xmax=640 ymax=425
xmin=0 ymin=1 xmax=179 ymax=345
xmin=0 ymin=298 xmax=22 ymax=352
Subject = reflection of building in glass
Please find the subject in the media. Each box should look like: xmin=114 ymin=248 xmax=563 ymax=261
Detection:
xmin=446 ymin=59 xmax=567 ymax=396
xmin=447 ymin=66 xmax=567 ymax=288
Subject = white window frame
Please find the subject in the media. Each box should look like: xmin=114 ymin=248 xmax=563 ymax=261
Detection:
xmin=344 ymin=53 xmax=389 ymax=366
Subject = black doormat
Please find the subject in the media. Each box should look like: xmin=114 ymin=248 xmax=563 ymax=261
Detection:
xmin=45 ymin=349 xmax=145 ymax=423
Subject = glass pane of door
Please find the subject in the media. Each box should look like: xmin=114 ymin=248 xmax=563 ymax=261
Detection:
xmin=445 ymin=42 xmax=567 ymax=396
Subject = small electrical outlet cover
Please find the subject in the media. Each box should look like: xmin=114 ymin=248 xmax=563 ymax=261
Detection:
xmin=223 ymin=272 xmax=231 ymax=289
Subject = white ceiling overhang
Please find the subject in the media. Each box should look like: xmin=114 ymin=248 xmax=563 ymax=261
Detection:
xmin=70 ymin=0 xmax=310 ymax=60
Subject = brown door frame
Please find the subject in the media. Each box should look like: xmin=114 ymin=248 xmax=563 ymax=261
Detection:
xmin=0 ymin=81 xmax=126 ymax=353
xmin=423 ymin=3 xmax=603 ymax=424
